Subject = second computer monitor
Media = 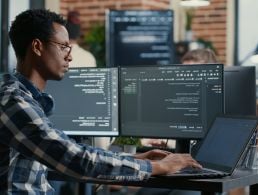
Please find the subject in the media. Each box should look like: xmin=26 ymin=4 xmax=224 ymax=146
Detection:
xmin=120 ymin=64 xmax=224 ymax=139
xmin=106 ymin=10 xmax=174 ymax=67
xmin=224 ymin=66 xmax=256 ymax=116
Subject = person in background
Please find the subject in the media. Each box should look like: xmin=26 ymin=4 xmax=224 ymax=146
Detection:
xmin=0 ymin=9 xmax=202 ymax=194
xmin=66 ymin=10 xmax=96 ymax=67
xmin=181 ymin=48 xmax=218 ymax=64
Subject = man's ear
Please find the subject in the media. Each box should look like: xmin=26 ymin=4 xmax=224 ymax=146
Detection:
xmin=31 ymin=39 xmax=43 ymax=56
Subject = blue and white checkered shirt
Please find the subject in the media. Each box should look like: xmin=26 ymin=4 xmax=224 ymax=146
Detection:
xmin=0 ymin=73 xmax=151 ymax=194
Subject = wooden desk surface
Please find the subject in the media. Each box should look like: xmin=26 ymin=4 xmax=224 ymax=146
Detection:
xmin=48 ymin=168 xmax=258 ymax=194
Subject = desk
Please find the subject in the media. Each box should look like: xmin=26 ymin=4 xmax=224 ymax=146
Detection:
xmin=48 ymin=168 xmax=258 ymax=195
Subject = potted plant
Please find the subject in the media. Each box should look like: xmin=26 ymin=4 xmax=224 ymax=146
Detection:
xmin=83 ymin=24 xmax=105 ymax=67
xmin=113 ymin=136 xmax=142 ymax=154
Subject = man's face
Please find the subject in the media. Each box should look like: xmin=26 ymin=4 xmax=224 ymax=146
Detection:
xmin=40 ymin=22 xmax=72 ymax=80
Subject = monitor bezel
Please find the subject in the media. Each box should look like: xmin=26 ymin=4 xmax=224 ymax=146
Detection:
xmin=118 ymin=63 xmax=224 ymax=139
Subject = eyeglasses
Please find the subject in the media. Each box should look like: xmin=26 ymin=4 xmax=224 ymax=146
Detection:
xmin=48 ymin=40 xmax=72 ymax=57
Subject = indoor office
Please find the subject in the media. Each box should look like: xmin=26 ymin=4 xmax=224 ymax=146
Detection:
xmin=0 ymin=0 xmax=258 ymax=195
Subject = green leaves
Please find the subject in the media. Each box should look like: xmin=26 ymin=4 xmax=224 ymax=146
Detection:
xmin=83 ymin=24 xmax=106 ymax=67
xmin=113 ymin=136 xmax=142 ymax=147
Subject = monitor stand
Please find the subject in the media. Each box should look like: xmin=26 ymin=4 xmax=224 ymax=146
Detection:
xmin=175 ymin=139 xmax=190 ymax=153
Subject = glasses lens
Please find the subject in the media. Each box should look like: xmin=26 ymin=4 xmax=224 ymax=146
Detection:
xmin=66 ymin=46 xmax=72 ymax=56
xmin=49 ymin=40 xmax=72 ymax=56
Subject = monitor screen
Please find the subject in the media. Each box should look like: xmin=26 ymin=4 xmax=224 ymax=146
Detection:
xmin=46 ymin=67 xmax=119 ymax=136
xmin=224 ymin=66 xmax=256 ymax=116
xmin=106 ymin=10 xmax=174 ymax=67
xmin=119 ymin=64 xmax=224 ymax=139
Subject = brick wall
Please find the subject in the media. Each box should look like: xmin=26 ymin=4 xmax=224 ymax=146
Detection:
xmin=191 ymin=0 xmax=227 ymax=63
xmin=60 ymin=0 xmax=170 ymax=32
xmin=60 ymin=0 xmax=227 ymax=64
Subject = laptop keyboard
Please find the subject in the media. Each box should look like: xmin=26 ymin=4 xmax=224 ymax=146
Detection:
xmin=155 ymin=167 xmax=228 ymax=178
xmin=174 ymin=167 xmax=228 ymax=178
xmin=178 ymin=167 xmax=213 ymax=174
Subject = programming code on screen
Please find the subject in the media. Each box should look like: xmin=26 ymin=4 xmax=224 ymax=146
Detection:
xmin=120 ymin=65 xmax=223 ymax=139
xmin=46 ymin=68 xmax=118 ymax=136
xmin=106 ymin=10 xmax=174 ymax=66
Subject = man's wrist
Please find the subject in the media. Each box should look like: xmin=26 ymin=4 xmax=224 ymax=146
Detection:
xmin=150 ymin=161 xmax=165 ymax=176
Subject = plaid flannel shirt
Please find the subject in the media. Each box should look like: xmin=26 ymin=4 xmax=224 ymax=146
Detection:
xmin=0 ymin=73 xmax=151 ymax=194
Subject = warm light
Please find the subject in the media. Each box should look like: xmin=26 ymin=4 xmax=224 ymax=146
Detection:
xmin=180 ymin=0 xmax=210 ymax=7
xmin=250 ymin=54 xmax=258 ymax=64
xmin=239 ymin=44 xmax=258 ymax=65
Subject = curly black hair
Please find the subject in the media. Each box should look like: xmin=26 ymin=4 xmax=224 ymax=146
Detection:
xmin=9 ymin=9 xmax=66 ymax=61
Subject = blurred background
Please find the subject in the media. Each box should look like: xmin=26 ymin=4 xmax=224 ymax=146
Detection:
xmin=1 ymin=1 xmax=257 ymax=194
xmin=1 ymin=0 xmax=258 ymax=83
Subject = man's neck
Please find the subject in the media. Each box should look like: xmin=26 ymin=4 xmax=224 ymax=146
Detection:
xmin=17 ymin=68 xmax=46 ymax=91
xmin=17 ymin=55 xmax=48 ymax=91
xmin=29 ymin=72 xmax=46 ymax=91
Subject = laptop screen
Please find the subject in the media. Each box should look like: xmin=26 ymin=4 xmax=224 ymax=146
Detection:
xmin=195 ymin=116 xmax=258 ymax=173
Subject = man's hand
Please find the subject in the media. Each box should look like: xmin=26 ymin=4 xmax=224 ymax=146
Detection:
xmin=134 ymin=149 xmax=171 ymax=160
xmin=150 ymin=153 xmax=202 ymax=176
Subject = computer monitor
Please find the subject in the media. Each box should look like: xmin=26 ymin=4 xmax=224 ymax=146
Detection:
xmin=45 ymin=67 xmax=119 ymax=136
xmin=224 ymin=66 xmax=256 ymax=116
xmin=119 ymin=64 xmax=224 ymax=141
xmin=106 ymin=10 xmax=174 ymax=67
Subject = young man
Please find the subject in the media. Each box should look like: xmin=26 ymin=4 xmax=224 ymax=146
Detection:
xmin=0 ymin=9 xmax=201 ymax=194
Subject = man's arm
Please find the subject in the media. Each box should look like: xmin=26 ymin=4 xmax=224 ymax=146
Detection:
xmin=0 ymin=88 xmax=201 ymax=180
xmin=0 ymin=90 xmax=151 ymax=181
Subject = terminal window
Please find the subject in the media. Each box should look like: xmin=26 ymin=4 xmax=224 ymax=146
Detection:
xmin=120 ymin=64 xmax=224 ymax=139
xmin=106 ymin=10 xmax=174 ymax=66
xmin=46 ymin=67 xmax=119 ymax=136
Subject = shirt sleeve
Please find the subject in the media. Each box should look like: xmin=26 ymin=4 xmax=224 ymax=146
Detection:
xmin=0 ymin=88 xmax=152 ymax=181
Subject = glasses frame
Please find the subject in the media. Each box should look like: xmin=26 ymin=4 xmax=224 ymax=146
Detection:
xmin=48 ymin=40 xmax=72 ymax=57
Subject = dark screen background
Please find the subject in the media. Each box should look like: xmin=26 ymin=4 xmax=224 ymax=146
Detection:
xmin=46 ymin=68 xmax=119 ymax=136
xmin=120 ymin=64 xmax=224 ymax=139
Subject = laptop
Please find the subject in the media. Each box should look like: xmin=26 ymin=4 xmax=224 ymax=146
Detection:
xmin=157 ymin=116 xmax=258 ymax=179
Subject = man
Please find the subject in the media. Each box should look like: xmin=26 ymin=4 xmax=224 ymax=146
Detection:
xmin=0 ymin=9 xmax=201 ymax=194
